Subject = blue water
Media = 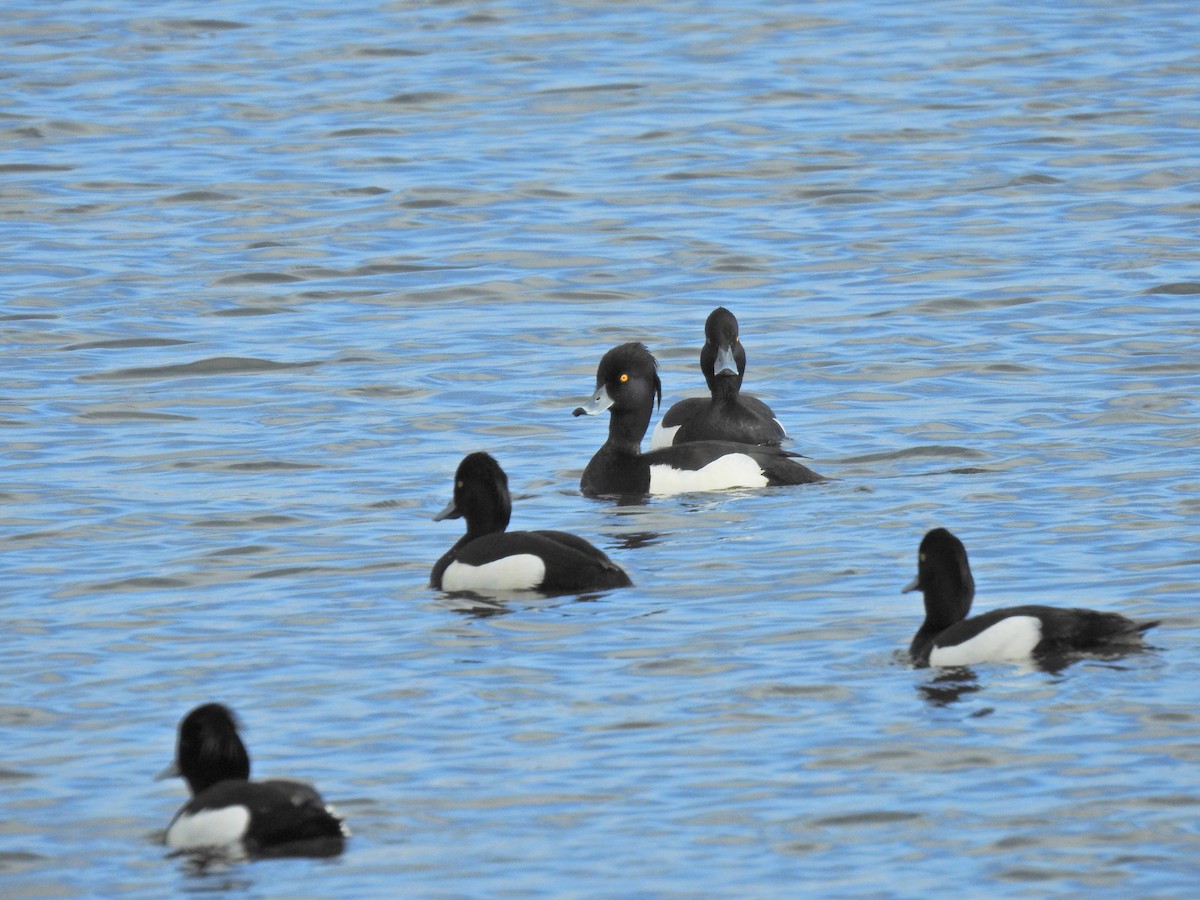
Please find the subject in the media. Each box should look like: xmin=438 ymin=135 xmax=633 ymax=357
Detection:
xmin=3 ymin=1 xmax=1199 ymax=895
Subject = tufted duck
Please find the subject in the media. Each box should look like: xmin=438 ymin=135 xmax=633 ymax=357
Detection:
xmin=905 ymin=528 xmax=1158 ymax=668
xmin=573 ymin=342 xmax=823 ymax=498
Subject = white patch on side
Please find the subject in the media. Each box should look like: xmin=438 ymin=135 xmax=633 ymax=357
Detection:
xmin=442 ymin=555 xmax=546 ymax=592
xmin=648 ymin=453 xmax=768 ymax=495
xmin=649 ymin=421 xmax=680 ymax=450
xmin=929 ymin=615 xmax=1043 ymax=667
xmin=166 ymin=805 xmax=251 ymax=850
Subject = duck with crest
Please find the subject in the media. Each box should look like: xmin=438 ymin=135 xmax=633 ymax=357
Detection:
xmin=651 ymin=307 xmax=788 ymax=449
xmin=905 ymin=528 xmax=1158 ymax=668
xmin=574 ymin=342 xmax=823 ymax=498
xmin=432 ymin=451 xmax=631 ymax=594
xmin=159 ymin=703 xmax=347 ymax=858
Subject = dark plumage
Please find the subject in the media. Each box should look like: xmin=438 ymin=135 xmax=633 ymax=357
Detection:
xmin=904 ymin=528 xmax=1158 ymax=668
xmin=573 ymin=342 xmax=823 ymax=498
xmin=652 ymin=307 xmax=787 ymax=449
xmin=431 ymin=452 xmax=631 ymax=595
xmin=161 ymin=703 xmax=347 ymax=857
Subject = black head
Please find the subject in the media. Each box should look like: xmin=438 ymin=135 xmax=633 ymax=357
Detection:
xmin=904 ymin=528 xmax=975 ymax=628
xmin=434 ymin=452 xmax=512 ymax=537
xmin=169 ymin=702 xmax=251 ymax=796
xmin=588 ymin=341 xmax=662 ymax=411
xmin=573 ymin=343 xmax=662 ymax=448
xmin=700 ymin=307 xmax=746 ymax=394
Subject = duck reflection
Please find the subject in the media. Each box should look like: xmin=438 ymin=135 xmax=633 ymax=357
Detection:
xmin=612 ymin=531 xmax=661 ymax=551
xmin=437 ymin=591 xmax=512 ymax=619
xmin=916 ymin=667 xmax=983 ymax=708
xmin=915 ymin=646 xmax=1155 ymax=708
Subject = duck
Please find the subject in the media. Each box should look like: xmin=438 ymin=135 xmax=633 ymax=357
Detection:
xmin=573 ymin=342 xmax=823 ymax=498
xmin=650 ymin=307 xmax=787 ymax=450
xmin=159 ymin=703 xmax=348 ymax=857
xmin=432 ymin=451 xmax=632 ymax=594
xmin=904 ymin=527 xmax=1158 ymax=668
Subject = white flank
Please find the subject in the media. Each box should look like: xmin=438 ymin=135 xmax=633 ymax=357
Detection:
xmin=649 ymin=421 xmax=681 ymax=450
xmin=929 ymin=615 xmax=1042 ymax=667
xmin=442 ymin=555 xmax=546 ymax=592
xmin=166 ymin=805 xmax=251 ymax=850
xmin=648 ymin=453 xmax=768 ymax=495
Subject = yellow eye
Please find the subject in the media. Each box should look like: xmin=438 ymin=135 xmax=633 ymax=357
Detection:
xmin=619 ymin=373 xmax=629 ymax=383
xmin=456 ymin=480 xmax=464 ymax=489
xmin=919 ymin=553 xmax=926 ymax=562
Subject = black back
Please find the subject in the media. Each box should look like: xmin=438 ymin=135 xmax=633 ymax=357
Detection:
xmin=932 ymin=604 xmax=1157 ymax=657
xmin=179 ymin=778 xmax=347 ymax=853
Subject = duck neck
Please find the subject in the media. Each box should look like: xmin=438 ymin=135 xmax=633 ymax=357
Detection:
xmin=908 ymin=621 xmax=940 ymax=663
xmin=604 ymin=404 xmax=650 ymax=455
xmin=463 ymin=490 xmax=511 ymax=539
xmin=911 ymin=571 xmax=975 ymax=662
xmin=710 ymin=373 xmax=742 ymax=405
xmin=182 ymin=738 xmax=250 ymax=796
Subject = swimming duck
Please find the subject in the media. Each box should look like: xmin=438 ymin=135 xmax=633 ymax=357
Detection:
xmin=160 ymin=703 xmax=347 ymax=857
xmin=650 ymin=307 xmax=787 ymax=449
xmin=573 ymin=342 xmax=823 ymax=497
xmin=432 ymin=451 xmax=632 ymax=594
xmin=905 ymin=528 xmax=1158 ymax=668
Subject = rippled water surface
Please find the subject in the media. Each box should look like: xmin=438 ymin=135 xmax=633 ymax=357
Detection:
xmin=4 ymin=1 xmax=1199 ymax=896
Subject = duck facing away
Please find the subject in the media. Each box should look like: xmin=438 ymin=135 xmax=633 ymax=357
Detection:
xmin=650 ymin=307 xmax=787 ymax=449
xmin=432 ymin=452 xmax=631 ymax=595
xmin=573 ymin=342 xmax=823 ymax=498
xmin=160 ymin=703 xmax=347 ymax=858
xmin=904 ymin=528 xmax=1158 ymax=668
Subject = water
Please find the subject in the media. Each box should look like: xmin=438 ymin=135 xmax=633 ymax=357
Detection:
xmin=3 ymin=0 xmax=1199 ymax=895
